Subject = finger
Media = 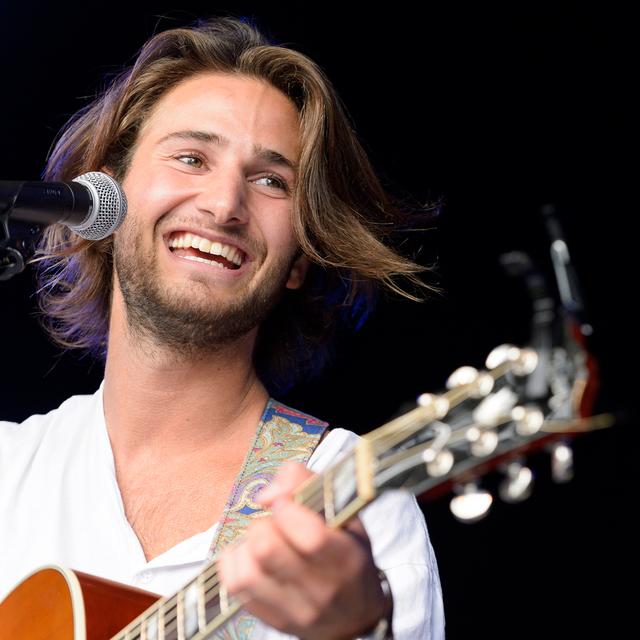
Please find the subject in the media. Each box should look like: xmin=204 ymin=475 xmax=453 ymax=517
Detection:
xmin=244 ymin=516 xmax=307 ymax=580
xmin=217 ymin=535 xmax=322 ymax=634
xmin=257 ymin=461 xmax=314 ymax=506
xmin=270 ymin=499 xmax=367 ymax=574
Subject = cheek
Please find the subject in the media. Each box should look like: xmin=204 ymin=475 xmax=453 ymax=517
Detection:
xmin=265 ymin=211 xmax=298 ymax=252
xmin=122 ymin=163 xmax=188 ymax=220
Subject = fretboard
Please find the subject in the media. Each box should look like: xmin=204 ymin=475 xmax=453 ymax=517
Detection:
xmin=111 ymin=445 xmax=371 ymax=640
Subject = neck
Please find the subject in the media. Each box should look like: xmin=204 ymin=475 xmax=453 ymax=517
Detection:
xmin=103 ymin=288 xmax=269 ymax=462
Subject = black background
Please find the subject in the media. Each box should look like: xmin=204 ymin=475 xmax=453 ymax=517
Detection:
xmin=0 ymin=3 xmax=631 ymax=638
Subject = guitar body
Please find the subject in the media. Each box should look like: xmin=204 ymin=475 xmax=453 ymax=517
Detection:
xmin=0 ymin=565 xmax=159 ymax=639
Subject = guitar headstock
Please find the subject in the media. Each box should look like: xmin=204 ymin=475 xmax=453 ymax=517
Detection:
xmin=365 ymin=341 xmax=612 ymax=522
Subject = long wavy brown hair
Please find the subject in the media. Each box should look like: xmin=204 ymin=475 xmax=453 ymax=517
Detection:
xmin=34 ymin=15 xmax=437 ymax=393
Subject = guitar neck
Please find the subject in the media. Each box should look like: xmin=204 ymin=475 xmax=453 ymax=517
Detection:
xmin=112 ymin=345 xmax=594 ymax=639
xmin=112 ymin=446 xmax=375 ymax=640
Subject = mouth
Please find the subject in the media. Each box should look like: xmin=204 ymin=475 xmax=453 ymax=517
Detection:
xmin=165 ymin=231 xmax=247 ymax=271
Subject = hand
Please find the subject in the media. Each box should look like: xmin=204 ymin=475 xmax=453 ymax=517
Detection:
xmin=217 ymin=462 xmax=390 ymax=639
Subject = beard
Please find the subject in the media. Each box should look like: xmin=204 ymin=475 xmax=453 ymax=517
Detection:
xmin=113 ymin=218 xmax=297 ymax=357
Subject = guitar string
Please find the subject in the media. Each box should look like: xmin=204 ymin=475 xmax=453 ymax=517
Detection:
xmin=133 ymin=415 xmax=434 ymax=636
xmin=184 ymin=416 xmax=596 ymax=636
xmin=125 ymin=485 xmax=328 ymax=637
xmin=124 ymin=361 xmax=577 ymax=638
xmin=122 ymin=396 xmax=458 ymax=638
xmin=118 ymin=407 xmax=587 ymax=640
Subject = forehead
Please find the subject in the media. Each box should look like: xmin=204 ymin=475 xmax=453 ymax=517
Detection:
xmin=140 ymin=72 xmax=301 ymax=157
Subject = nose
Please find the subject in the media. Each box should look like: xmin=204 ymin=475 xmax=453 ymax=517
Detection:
xmin=193 ymin=165 xmax=248 ymax=225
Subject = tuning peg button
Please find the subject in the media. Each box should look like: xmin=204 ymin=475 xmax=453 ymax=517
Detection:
xmin=512 ymin=406 xmax=544 ymax=436
xmin=466 ymin=426 xmax=499 ymax=456
xmin=551 ymin=442 xmax=573 ymax=483
xmin=486 ymin=344 xmax=520 ymax=369
xmin=485 ymin=344 xmax=538 ymax=375
xmin=417 ymin=393 xmax=450 ymax=418
xmin=446 ymin=366 xmax=478 ymax=388
xmin=499 ymin=462 xmax=534 ymax=502
xmin=449 ymin=483 xmax=493 ymax=522
xmin=423 ymin=448 xmax=454 ymax=477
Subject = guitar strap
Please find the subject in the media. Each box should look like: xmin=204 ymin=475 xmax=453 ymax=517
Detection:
xmin=207 ymin=398 xmax=329 ymax=639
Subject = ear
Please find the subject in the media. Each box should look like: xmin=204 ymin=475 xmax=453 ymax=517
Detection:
xmin=285 ymin=253 xmax=310 ymax=290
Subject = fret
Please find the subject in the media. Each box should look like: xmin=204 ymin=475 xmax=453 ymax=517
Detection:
xmin=204 ymin=574 xmax=222 ymax=627
xmin=158 ymin=602 xmax=165 ymax=640
xmin=160 ymin=596 xmax=179 ymax=640
xmin=332 ymin=494 xmax=371 ymax=529
xmin=144 ymin=610 xmax=159 ymax=640
xmin=195 ymin=573 xmax=207 ymax=633
xmin=182 ymin=580 xmax=200 ymax=637
xmin=355 ymin=438 xmax=376 ymax=502
xmin=332 ymin=451 xmax=358 ymax=513
xmin=219 ymin=582 xmax=230 ymax=615
xmin=177 ymin=590 xmax=185 ymax=640
xmin=323 ymin=466 xmax=335 ymax=523
xmin=195 ymin=600 xmax=243 ymax=640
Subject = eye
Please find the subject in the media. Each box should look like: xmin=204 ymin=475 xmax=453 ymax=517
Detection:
xmin=174 ymin=153 xmax=205 ymax=168
xmin=256 ymin=173 xmax=290 ymax=192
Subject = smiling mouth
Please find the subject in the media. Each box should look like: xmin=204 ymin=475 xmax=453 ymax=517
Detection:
xmin=167 ymin=231 xmax=244 ymax=270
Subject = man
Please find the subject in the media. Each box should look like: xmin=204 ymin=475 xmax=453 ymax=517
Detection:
xmin=0 ymin=16 xmax=444 ymax=639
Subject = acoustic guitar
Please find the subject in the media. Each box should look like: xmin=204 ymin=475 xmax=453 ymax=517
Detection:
xmin=0 ymin=339 xmax=611 ymax=639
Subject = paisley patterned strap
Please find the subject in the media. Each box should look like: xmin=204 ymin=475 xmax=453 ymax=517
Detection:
xmin=208 ymin=398 xmax=329 ymax=639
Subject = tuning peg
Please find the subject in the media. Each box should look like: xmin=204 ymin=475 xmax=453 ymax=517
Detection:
xmin=473 ymin=386 xmax=518 ymax=427
xmin=449 ymin=482 xmax=493 ymax=522
xmin=423 ymin=447 xmax=454 ymax=477
xmin=485 ymin=344 xmax=538 ymax=376
xmin=416 ymin=393 xmax=450 ymax=418
xmin=466 ymin=426 xmax=499 ymax=456
xmin=446 ymin=366 xmax=494 ymax=398
xmin=511 ymin=405 xmax=544 ymax=436
xmin=550 ymin=442 xmax=573 ymax=483
xmin=499 ymin=461 xmax=534 ymax=502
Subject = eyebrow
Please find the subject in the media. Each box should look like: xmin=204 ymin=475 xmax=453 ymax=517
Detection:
xmin=156 ymin=129 xmax=298 ymax=172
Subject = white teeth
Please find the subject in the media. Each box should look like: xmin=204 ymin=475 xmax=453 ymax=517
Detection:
xmin=168 ymin=232 xmax=244 ymax=266
xmin=181 ymin=255 xmax=225 ymax=268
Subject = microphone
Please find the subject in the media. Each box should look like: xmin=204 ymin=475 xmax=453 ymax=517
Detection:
xmin=0 ymin=171 xmax=127 ymax=240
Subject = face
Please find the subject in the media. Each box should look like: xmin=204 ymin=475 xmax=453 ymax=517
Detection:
xmin=112 ymin=72 xmax=309 ymax=352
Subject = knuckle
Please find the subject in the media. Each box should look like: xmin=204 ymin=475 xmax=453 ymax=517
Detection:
xmin=294 ymin=603 xmax=323 ymax=629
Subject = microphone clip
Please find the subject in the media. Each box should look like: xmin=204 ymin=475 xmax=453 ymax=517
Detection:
xmin=0 ymin=204 xmax=37 ymax=281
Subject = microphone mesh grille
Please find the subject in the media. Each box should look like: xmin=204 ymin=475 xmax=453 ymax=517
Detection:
xmin=70 ymin=171 xmax=127 ymax=240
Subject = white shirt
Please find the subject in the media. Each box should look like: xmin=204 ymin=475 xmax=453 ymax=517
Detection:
xmin=0 ymin=384 xmax=444 ymax=638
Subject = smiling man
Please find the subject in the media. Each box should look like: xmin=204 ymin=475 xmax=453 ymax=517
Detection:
xmin=0 ymin=16 xmax=444 ymax=640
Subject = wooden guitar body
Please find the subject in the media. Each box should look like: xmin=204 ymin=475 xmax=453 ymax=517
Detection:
xmin=0 ymin=565 xmax=159 ymax=639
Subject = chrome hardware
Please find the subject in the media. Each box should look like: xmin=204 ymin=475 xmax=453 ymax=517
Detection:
xmin=499 ymin=461 xmax=534 ymax=502
xmin=466 ymin=426 xmax=499 ymax=457
xmin=416 ymin=393 xmax=450 ymax=418
xmin=512 ymin=406 xmax=545 ymax=436
xmin=551 ymin=442 xmax=574 ymax=483
xmin=449 ymin=483 xmax=493 ymax=522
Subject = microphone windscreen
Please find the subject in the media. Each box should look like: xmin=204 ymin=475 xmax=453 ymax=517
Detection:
xmin=70 ymin=172 xmax=127 ymax=240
